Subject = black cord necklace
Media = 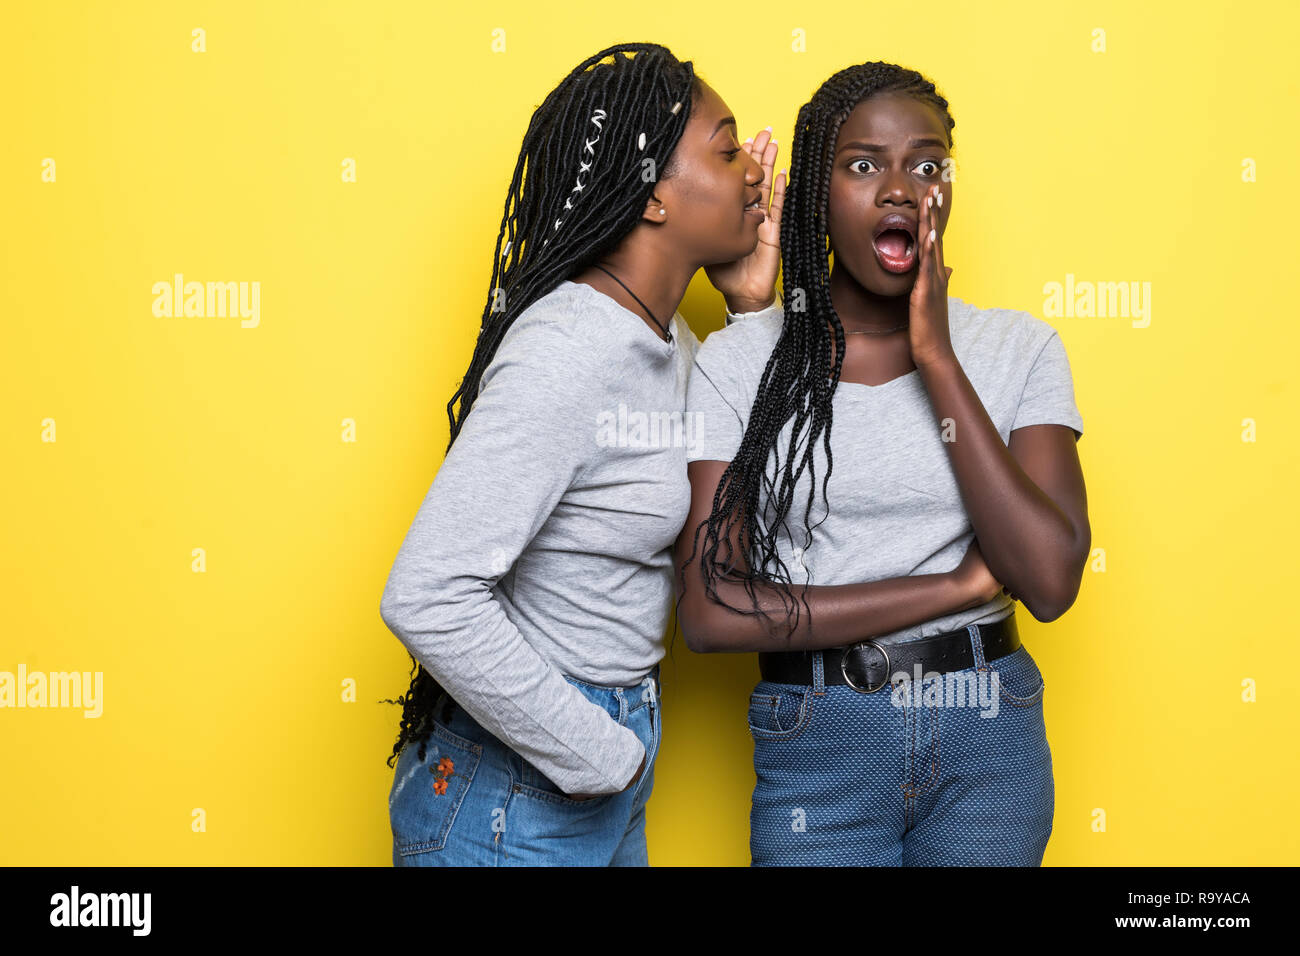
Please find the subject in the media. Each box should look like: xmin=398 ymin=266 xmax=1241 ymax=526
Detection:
xmin=593 ymin=264 xmax=672 ymax=343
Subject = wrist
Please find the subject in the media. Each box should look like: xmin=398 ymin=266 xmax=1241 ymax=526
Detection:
xmin=913 ymin=345 xmax=958 ymax=373
xmin=624 ymin=751 xmax=647 ymax=791
xmin=946 ymin=569 xmax=978 ymax=610
xmin=726 ymin=294 xmax=777 ymax=316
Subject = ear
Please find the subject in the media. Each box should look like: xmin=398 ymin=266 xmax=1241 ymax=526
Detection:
xmin=642 ymin=194 xmax=668 ymax=224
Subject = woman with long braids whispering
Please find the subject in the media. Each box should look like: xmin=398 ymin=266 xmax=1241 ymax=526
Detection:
xmin=676 ymin=61 xmax=1088 ymax=865
xmin=379 ymin=42 xmax=785 ymax=866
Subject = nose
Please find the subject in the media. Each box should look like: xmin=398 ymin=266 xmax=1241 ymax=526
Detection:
xmin=877 ymin=165 xmax=916 ymax=207
xmin=744 ymin=149 xmax=764 ymax=184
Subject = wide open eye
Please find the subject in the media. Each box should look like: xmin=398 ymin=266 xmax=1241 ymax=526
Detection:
xmin=849 ymin=158 xmax=877 ymax=175
xmin=914 ymin=159 xmax=941 ymax=176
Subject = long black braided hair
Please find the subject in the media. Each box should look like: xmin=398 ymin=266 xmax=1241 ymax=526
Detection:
xmin=384 ymin=43 xmax=702 ymax=768
xmin=676 ymin=61 xmax=955 ymax=641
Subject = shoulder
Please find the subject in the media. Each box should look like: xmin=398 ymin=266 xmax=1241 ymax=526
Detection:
xmin=502 ymin=281 xmax=590 ymax=344
xmin=695 ymin=308 xmax=783 ymax=372
xmin=497 ymin=282 xmax=619 ymax=363
xmin=484 ymin=284 xmax=613 ymax=396
xmin=948 ymin=295 xmax=1062 ymax=368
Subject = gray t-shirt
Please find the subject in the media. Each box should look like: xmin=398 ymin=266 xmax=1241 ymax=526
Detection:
xmin=684 ymin=295 xmax=1084 ymax=641
xmin=381 ymin=279 xmax=726 ymax=795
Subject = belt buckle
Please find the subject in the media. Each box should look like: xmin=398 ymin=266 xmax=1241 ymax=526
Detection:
xmin=840 ymin=641 xmax=889 ymax=693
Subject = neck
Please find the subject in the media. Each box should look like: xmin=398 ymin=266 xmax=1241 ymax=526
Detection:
xmin=828 ymin=260 xmax=911 ymax=333
xmin=570 ymin=241 xmax=694 ymax=340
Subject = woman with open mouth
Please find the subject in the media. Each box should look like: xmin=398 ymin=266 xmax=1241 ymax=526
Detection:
xmin=379 ymin=42 xmax=784 ymax=866
xmin=676 ymin=60 xmax=1088 ymax=865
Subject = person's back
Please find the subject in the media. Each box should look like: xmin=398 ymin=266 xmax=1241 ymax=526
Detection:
xmin=381 ymin=279 xmax=698 ymax=797
xmin=379 ymin=41 xmax=786 ymax=866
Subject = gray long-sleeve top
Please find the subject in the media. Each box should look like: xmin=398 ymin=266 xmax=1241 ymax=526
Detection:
xmin=380 ymin=279 xmax=733 ymax=795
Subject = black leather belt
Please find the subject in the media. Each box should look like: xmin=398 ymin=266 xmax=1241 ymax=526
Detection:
xmin=758 ymin=613 xmax=1020 ymax=693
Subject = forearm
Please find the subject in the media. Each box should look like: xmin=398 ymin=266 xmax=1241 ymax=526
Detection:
xmin=682 ymin=567 xmax=979 ymax=653
xmin=380 ymin=577 xmax=644 ymax=795
xmin=915 ymin=354 xmax=1080 ymax=614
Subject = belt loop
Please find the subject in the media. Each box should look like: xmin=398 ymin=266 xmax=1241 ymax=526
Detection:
xmin=812 ymin=650 xmax=826 ymax=696
xmin=641 ymin=671 xmax=657 ymax=707
xmin=967 ymin=623 xmax=989 ymax=672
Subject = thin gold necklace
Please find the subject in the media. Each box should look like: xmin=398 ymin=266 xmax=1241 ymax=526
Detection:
xmin=844 ymin=323 xmax=908 ymax=335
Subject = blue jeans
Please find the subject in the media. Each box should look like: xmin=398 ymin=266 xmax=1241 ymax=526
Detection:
xmin=388 ymin=665 xmax=661 ymax=866
xmin=748 ymin=621 xmax=1054 ymax=866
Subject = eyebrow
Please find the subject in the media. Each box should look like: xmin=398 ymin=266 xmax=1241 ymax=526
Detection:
xmin=711 ymin=116 xmax=737 ymax=141
xmin=837 ymin=137 xmax=949 ymax=154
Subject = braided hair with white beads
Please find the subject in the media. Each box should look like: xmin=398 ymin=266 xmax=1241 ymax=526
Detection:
xmin=384 ymin=42 xmax=701 ymax=768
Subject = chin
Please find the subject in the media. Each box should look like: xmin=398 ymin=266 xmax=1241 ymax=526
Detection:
xmin=728 ymin=234 xmax=761 ymax=260
xmin=852 ymin=261 xmax=916 ymax=297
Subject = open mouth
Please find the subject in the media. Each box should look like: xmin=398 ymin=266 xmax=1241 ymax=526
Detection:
xmin=872 ymin=230 xmax=916 ymax=273
xmin=744 ymin=194 xmax=765 ymax=220
xmin=871 ymin=216 xmax=918 ymax=274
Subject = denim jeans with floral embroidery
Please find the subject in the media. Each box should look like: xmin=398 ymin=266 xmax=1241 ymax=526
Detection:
xmin=388 ymin=665 xmax=660 ymax=866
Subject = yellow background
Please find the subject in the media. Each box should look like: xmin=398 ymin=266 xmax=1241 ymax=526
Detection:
xmin=2 ymin=0 xmax=1297 ymax=865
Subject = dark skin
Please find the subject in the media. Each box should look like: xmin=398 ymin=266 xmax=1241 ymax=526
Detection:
xmin=563 ymin=80 xmax=788 ymax=799
xmin=568 ymin=80 xmax=786 ymax=341
xmin=675 ymin=91 xmax=1090 ymax=654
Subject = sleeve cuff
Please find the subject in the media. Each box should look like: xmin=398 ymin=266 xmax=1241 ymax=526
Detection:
xmin=724 ymin=298 xmax=779 ymax=325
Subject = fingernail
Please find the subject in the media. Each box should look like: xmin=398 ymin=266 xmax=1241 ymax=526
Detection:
xmin=765 ymin=125 xmax=772 ymax=131
xmin=937 ymin=191 xmax=943 ymax=207
xmin=927 ymin=196 xmax=933 ymax=208
xmin=929 ymin=228 xmax=936 ymax=242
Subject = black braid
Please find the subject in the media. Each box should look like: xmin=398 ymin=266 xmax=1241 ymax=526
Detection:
xmin=675 ymin=61 xmax=955 ymax=642
xmin=382 ymin=43 xmax=702 ymax=768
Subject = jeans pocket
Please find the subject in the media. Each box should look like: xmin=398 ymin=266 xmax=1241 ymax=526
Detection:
xmin=388 ymin=721 xmax=482 ymax=857
xmin=989 ymin=646 xmax=1046 ymax=706
xmin=510 ymin=749 xmax=620 ymax=807
xmin=627 ymin=693 xmax=659 ymax=805
xmin=746 ymin=681 xmax=814 ymax=740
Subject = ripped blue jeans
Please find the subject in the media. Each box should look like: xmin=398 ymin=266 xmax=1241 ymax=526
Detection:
xmin=388 ymin=665 xmax=660 ymax=866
